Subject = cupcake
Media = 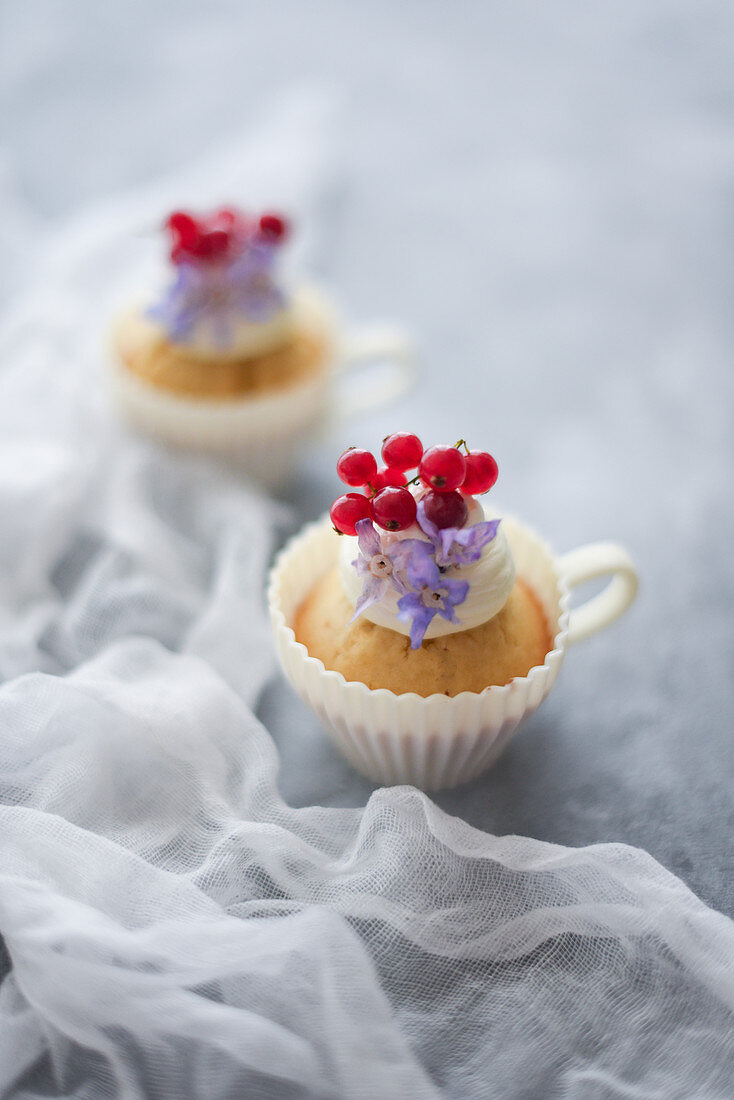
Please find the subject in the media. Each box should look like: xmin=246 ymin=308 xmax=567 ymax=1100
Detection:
xmin=112 ymin=209 xmax=327 ymax=397
xmin=269 ymin=432 xmax=639 ymax=789
xmin=109 ymin=206 xmax=408 ymax=488
xmin=297 ymin=436 xmax=551 ymax=695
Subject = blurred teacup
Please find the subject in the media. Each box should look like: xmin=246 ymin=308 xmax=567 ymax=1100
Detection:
xmin=109 ymin=284 xmax=414 ymax=490
xmin=268 ymin=510 xmax=638 ymax=789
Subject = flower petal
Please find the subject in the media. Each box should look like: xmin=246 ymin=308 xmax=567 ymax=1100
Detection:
xmin=405 ymin=547 xmax=440 ymax=590
xmin=397 ymin=591 xmax=421 ymax=617
xmin=410 ymin=607 xmax=435 ymax=648
xmin=443 ymin=577 xmax=470 ymax=606
xmin=389 ymin=538 xmax=433 ymax=571
xmin=416 ymin=499 xmax=439 ymax=542
xmin=355 ymin=518 xmax=380 ymax=557
xmin=350 ymin=576 xmax=389 ymax=622
xmin=397 ymin=593 xmax=436 ymax=649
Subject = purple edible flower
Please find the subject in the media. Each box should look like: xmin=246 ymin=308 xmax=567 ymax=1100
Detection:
xmin=397 ymin=549 xmax=469 ymax=649
xmin=147 ymin=241 xmax=286 ymax=346
xmin=351 ymin=519 xmax=423 ymax=619
xmin=417 ymin=499 xmax=501 ymax=568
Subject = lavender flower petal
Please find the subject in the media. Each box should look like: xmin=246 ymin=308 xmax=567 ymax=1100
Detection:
xmin=148 ymin=240 xmax=286 ymax=347
xmin=388 ymin=538 xmax=433 ymax=571
xmin=351 ymin=520 xmax=416 ymax=621
xmin=439 ymin=519 xmax=501 ymax=566
xmin=438 ymin=577 xmax=470 ymax=619
xmin=355 ymin=518 xmax=381 ymax=559
xmin=405 ymin=548 xmax=441 ymax=590
xmin=397 ymin=560 xmax=470 ymax=648
xmin=397 ymin=592 xmax=435 ymax=649
xmin=351 ymin=575 xmax=390 ymax=621
xmin=416 ymin=500 xmax=439 ymax=541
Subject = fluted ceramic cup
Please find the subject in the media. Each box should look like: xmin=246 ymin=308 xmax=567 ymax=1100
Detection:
xmin=109 ymin=285 xmax=414 ymax=490
xmin=268 ymin=512 xmax=638 ymax=790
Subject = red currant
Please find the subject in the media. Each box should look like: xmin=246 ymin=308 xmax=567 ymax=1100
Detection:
xmin=167 ymin=211 xmax=199 ymax=249
xmin=419 ymin=445 xmax=466 ymax=493
xmin=462 ymin=451 xmax=499 ymax=495
xmin=210 ymin=207 xmax=248 ymax=240
xmin=370 ymin=487 xmax=417 ymax=531
xmin=214 ymin=208 xmax=236 ymax=227
xmin=371 ymin=466 xmax=407 ymax=492
xmin=168 ymin=212 xmax=203 ymax=262
xmin=422 ymin=490 xmax=468 ymax=530
xmin=330 ymin=493 xmax=371 ymax=536
xmin=259 ymin=213 xmax=289 ymax=242
xmin=381 ymin=432 xmax=423 ymax=471
xmin=195 ymin=229 xmax=230 ymax=259
xmin=336 ymin=448 xmax=378 ymax=488
xmin=213 ymin=207 xmax=243 ymax=230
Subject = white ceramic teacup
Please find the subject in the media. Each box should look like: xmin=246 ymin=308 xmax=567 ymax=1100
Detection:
xmin=108 ymin=285 xmax=414 ymax=490
xmin=268 ymin=512 xmax=638 ymax=790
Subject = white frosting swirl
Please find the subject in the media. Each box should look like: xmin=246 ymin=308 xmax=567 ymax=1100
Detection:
xmin=167 ymin=302 xmax=296 ymax=359
xmin=338 ymin=499 xmax=516 ymax=640
xmin=122 ymin=287 xmax=315 ymax=361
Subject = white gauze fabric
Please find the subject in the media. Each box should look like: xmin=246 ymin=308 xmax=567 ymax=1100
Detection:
xmin=1 ymin=98 xmax=734 ymax=1100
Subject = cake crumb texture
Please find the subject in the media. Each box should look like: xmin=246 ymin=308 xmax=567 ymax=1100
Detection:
xmin=115 ymin=317 xmax=329 ymax=399
xmin=294 ymin=567 xmax=552 ymax=697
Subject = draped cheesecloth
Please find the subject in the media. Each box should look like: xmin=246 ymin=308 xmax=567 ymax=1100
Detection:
xmin=1 ymin=97 xmax=734 ymax=1100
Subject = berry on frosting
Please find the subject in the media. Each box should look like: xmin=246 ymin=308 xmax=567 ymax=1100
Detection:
xmin=212 ymin=207 xmax=246 ymax=230
xmin=419 ymin=445 xmax=467 ymax=493
xmin=166 ymin=209 xmax=241 ymax=264
xmin=149 ymin=204 xmax=291 ymax=345
xmin=370 ymin=486 xmax=417 ymax=531
xmin=167 ymin=212 xmax=201 ymax=259
xmin=462 ymin=450 xmax=499 ymax=495
xmin=331 ymin=493 xmax=372 ymax=536
xmin=331 ymin=433 xmax=504 ymax=648
xmin=337 ymin=448 xmax=378 ymax=488
xmin=331 ymin=434 xmax=500 ymax=533
xmin=197 ymin=228 xmax=230 ymax=260
xmin=371 ymin=466 xmax=408 ymax=491
xmin=258 ymin=213 xmax=289 ymax=242
xmin=163 ymin=206 xmax=289 ymax=266
xmin=418 ymin=499 xmax=502 ymax=568
xmin=332 ymin=433 xmax=499 ymax=536
xmin=381 ymin=432 xmax=423 ymax=471
xmin=422 ymin=489 xmax=468 ymax=531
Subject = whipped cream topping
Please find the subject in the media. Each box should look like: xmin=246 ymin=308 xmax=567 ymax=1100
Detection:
xmin=165 ymin=297 xmax=296 ymax=358
xmin=155 ymin=295 xmax=296 ymax=359
xmin=338 ymin=498 xmax=516 ymax=640
xmin=122 ymin=287 xmax=320 ymax=361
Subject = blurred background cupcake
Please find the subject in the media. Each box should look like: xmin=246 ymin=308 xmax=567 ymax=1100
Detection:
xmin=109 ymin=204 xmax=413 ymax=487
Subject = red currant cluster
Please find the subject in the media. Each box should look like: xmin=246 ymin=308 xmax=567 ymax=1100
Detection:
xmin=165 ymin=208 xmax=289 ymax=265
xmin=330 ymin=433 xmax=499 ymax=536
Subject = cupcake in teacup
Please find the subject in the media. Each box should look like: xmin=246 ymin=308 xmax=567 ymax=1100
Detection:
xmin=269 ymin=433 xmax=638 ymax=788
xmin=109 ymin=208 xmax=412 ymax=488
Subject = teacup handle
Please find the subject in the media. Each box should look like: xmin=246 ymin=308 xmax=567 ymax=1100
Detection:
xmin=557 ymin=542 xmax=638 ymax=646
xmin=334 ymin=323 xmax=415 ymax=419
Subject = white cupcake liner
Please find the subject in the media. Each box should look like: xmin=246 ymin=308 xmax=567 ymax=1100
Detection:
xmin=109 ymin=356 xmax=332 ymax=488
xmin=108 ymin=285 xmax=415 ymax=491
xmin=268 ymin=513 xmax=638 ymax=790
